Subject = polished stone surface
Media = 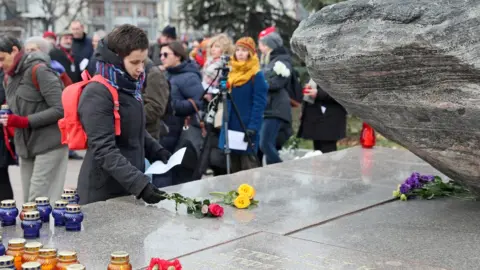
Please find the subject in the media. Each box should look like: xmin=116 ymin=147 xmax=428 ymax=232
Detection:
xmin=176 ymin=232 xmax=446 ymax=270
xmin=291 ymin=199 xmax=480 ymax=270
xmin=111 ymin=147 xmax=444 ymax=234
xmin=267 ymin=147 xmax=446 ymax=186
xmin=0 ymin=201 xmax=256 ymax=269
xmin=113 ymin=167 xmax=396 ymax=235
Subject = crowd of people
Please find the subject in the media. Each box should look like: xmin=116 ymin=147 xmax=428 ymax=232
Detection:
xmin=0 ymin=22 xmax=347 ymax=206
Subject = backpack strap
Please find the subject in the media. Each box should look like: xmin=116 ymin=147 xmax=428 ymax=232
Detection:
xmin=32 ymin=63 xmax=46 ymax=91
xmin=81 ymin=70 xmax=91 ymax=81
xmin=90 ymin=75 xmax=121 ymax=136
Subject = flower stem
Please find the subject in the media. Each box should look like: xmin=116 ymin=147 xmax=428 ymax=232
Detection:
xmin=209 ymin=192 xmax=227 ymax=197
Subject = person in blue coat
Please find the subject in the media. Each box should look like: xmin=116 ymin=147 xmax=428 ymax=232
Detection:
xmin=218 ymin=37 xmax=268 ymax=172
xmin=157 ymin=41 xmax=204 ymax=185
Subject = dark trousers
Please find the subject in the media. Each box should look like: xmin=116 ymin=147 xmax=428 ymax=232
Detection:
xmin=260 ymin=118 xmax=283 ymax=165
xmin=313 ymin=140 xmax=337 ymax=153
xmin=0 ymin=167 xmax=13 ymax=201
xmin=231 ymin=153 xmax=258 ymax=173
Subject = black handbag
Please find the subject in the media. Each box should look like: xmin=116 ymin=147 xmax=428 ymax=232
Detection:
xmin=175 ymin=99 xmax=206 ymax=171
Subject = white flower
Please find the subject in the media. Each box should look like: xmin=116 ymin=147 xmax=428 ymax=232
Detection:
xmin=273 ymin=61 xmax=291 ymax=78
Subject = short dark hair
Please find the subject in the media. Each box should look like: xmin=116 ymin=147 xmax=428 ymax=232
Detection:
xmin=0 ymin=35 xmax=22 ymax=53
xmin=106 ymin=24 xmax=149 ymax=58
xmin=162 ymin=41 xmax=187 ymax=62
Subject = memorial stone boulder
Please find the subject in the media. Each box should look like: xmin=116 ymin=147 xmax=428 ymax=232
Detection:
xmin=291 ymin=0 xmax=480 ymax=193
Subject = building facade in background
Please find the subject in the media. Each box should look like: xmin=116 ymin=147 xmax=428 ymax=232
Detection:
xmin=88 ymin=0 xmax=159 ymax=40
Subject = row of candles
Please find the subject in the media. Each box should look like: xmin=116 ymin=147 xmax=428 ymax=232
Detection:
xmin=0 ymin=189 xmax=84 ymax=240
xmin=0 ymin=237 xmax=133 ymax=269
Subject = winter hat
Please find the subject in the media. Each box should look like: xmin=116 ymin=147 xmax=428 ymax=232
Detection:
xmin=235 ymin=37 xmax=256 ymax=55
xmin=43 ymin=31 xmax=57 ymax=41
xmin=258 ymin=26 xmax=276 ymax=39
xmin=57 ymin=30 xmax=73 ymax=38
xmin=259 ymin=32 xmax=283 ymax=50
xmin=162 ymin=25 xmax=177 ymax=39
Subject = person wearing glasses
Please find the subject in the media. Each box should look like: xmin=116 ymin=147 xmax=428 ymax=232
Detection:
xmin=157 ymin=41 xmax=204 ymax=185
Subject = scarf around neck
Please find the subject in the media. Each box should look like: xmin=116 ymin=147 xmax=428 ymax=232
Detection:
xmin=95 ymin=60 xmax=145 ymax=102
xmin=227 ymin=53 xmax=260 ymax=89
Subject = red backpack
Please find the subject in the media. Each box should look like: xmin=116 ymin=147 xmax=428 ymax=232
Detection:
xmin=32 ymin=63 xmax=73 ymax=89
xmin=58 ymin=72 xmax=121 ymax=150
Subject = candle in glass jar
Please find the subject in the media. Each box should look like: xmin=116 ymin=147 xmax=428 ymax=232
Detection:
xmin=34 ymin=198 xmax=52 ymax=223
xmin=66 ymin=264 xmax=85 ymax=270
xmin=0 ymin=200 xmax=19 ymax=226
xmin=107 ymin=251 xmax=132 ymax=270
xmin=52 ymin=201 xmax=68 ymax=227
xmin=21 ymin=261 xmax=41 ymax=270
xmin=36 ymin=248 xmax=57 ymax=270
xmin=21 ymin=211 xmax=42 ymax=239
xmin=60 ymin=195 xmax=76 ymax=205
xmin=0 ymin=255 xmax=15 ymax=269
xmin=64 ymin=205 xmax=83 ymax=232
xmin=20 ymin=203 xmax=37 ymax=221
xmin=55 ymin=251 xmax=79 ymax=270
xmin=22 ymin=242 xmax=42 ymax=264
xmin=0 ymin=236 xmax=5 ymax=256
xmin=62 ymin=189 xmax=79 ymax=205
xmin=6 ymin=238 xmax=26 ymax=270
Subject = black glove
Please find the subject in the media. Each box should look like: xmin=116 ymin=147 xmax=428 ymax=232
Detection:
xmin=155 ymin=149 xmax=172 ymax=164
xmin=244 ymin=129 xmax=256 ymax=143
xmin=140 ymin=183 xmax=168 ymax=204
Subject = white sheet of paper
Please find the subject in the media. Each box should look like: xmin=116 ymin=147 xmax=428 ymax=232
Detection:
xmin=79 ymin=58 xmax=89 ymax=71
xmin=202 ymin=81 xmax=220 ymax=94
xmin=321 ymin=106 xmax=327 ymax=114
xmin=227 ymin=130 xmax=248 ymax=150
xmin=144 ymin=147 xmax=186 ymax=175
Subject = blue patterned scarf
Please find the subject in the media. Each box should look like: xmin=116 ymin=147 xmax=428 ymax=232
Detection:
xmin=95 ymin=60 xmax=145 ymax=102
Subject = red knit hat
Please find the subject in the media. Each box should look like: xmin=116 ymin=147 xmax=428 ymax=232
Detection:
xmin=43 ymin=31 xmax=57 ymax=41
xmin=258 ymin=26 xmax=276 ymax=39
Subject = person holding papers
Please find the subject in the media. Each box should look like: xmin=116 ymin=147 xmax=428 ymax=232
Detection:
xmin=218 ymin=37 xmax=268 ymax=173
xmin=77 ymin=25 xmax=171 ymax=205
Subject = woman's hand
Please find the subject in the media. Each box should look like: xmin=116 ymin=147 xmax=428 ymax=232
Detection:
xmin=204 ymin=93 xmax=213 ymax=102
xmin=0 ymin=114 xmax=29 ymax=128
xmin=303 ymin=86 xmax=318 ymax=99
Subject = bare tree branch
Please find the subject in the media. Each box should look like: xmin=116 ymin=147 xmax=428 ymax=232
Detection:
xmin=1 ymin=0 xmax=17 ymax=17
xmin=63 ymin=0 xmax=87 ymax=30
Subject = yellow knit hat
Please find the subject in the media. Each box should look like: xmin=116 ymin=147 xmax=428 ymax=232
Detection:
xmin=235 ymin=37 xmax=256 ymax=55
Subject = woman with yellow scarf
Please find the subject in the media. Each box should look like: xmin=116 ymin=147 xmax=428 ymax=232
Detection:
xmin=217 ymin=37 xmax=268 ymax=172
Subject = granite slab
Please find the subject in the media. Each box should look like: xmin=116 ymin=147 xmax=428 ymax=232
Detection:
xmin=111 ymin=167 xmax=397 ymax=235
xmin=174 ymin=232 xmax=446 ymax=270
xmin=291 ymin=199 xmax=480 ymax=270
xmin=110 ymin=147 xmax=444 ymax=235
xmin=267 ymin=147 xmax=446 ymax=186
xmin=0 ymin=201 xmax=257 ymax=269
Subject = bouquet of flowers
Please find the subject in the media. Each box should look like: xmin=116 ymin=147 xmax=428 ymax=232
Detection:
xmin=148 ymin=258 xmax=182 ymax=270
xmin=163 ymin=193 xmax=224 ymax=219
xmin=393 ymin=172 xmax=471 ymax=201
xmin=210 ymin=184 xmax=259 ymax=209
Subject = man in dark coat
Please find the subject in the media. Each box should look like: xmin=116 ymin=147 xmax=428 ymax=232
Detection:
xmin=46 ymin=31 xmax=81 ymax=84
xmin=0 ymin=68 xmax=14 ymax=201
xmin=77 ymin=25 xmax=171 ymax=205
xmin=149 ymin=25 xmax=177 ymax=66
xmin=142 ymin=58 xmax=170 ymax=140
xmin=298 ymin=79 xmax=347 ymax=153
xmin=70 ymin=20 xmax=94 ymax=72
xmin=259 ymin=32 xmax=293 ymax=165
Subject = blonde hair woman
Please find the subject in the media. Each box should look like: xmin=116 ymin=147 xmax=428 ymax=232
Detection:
xmin=202 ymin=33 xmax=235 ymax=88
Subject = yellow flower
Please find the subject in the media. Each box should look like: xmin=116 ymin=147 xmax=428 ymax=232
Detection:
xmin=238 ymin=184 xmax=256 ymax=199
xmin=234 ymin=195 xmax=251 ymax=209
xmin=400 ymin=194 xmax=408 ymax=201
xmin=392 ymin=190 xmax=400 ymax=198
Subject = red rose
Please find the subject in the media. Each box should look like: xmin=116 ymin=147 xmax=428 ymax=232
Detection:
xmin=208 ymin=204 xmax=224 ymax=217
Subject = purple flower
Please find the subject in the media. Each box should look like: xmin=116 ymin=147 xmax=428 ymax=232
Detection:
xmin=399 ymin=183 xmax=411 ymax=194
xmin=420 ymin=175 xmax=435 ymax=183
xmin=405 ymin=176 xmax=422 ymax=189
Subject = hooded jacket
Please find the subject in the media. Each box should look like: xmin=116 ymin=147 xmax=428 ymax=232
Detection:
xmin=160 ymin=60 xmax=204 ymax=152
xmin=3 ymin=52 xmax=64 ymax=159
xmin=77 ymin=40 xmax=165 ymax=204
